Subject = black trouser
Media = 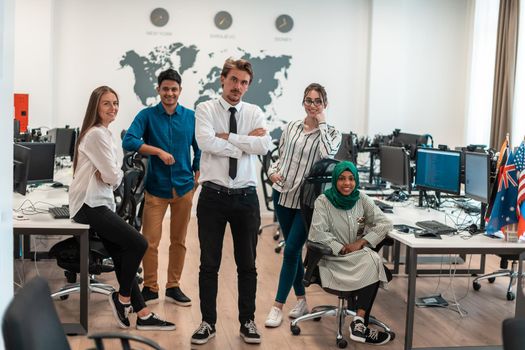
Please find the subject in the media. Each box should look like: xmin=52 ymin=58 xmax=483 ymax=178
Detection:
xmin=74 ymin=204 xmax=148 ymax=312
xmin=351 ymin=281 xmax=380 ymax=325
xmin=197 ymin=186 xmax=260 ymax=325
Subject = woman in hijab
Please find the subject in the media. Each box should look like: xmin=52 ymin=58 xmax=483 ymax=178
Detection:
xmin=309 ymin=161 xmax=393 ymax=346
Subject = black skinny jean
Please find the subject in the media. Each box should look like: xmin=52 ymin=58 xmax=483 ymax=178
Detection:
xmin=73 ymin=204 xmax=148 ymax=312
xmin=197 ymin=186 xmax=261 ymax=325
xmin=352 ymin=281 xmax=380 ymax=325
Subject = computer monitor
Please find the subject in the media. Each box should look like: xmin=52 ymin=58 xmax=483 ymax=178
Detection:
xmin=464 ymin=152 xmax=490 ymax=203
xmin=391 ymin=131 xmax=431 ymax=160
xmin=17 ymin=142 xmax=55 ymax=184
xmin=379 ymin=145 xmax=410 ymax=187
xmin=415 ymin=148 xmax=461 ymax=195
xmin=47 ymin=128 xmax=76 ymax=158
xmin=334 ymin=133 xmax=357 ymax=163
xmin=13 ymin=143 xmax=31 ymax=195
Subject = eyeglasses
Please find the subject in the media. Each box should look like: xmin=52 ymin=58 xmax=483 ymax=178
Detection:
xmin=303 ymin=98 xmax=323 ymax=106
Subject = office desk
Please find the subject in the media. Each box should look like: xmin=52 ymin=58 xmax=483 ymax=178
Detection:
xmin=13 ymin=185 xmax=90 ymax=335
xmin=389 ymin=230 xmax=525 ymax=350
xmin=386 ymin=205 xmax=486 ymax=275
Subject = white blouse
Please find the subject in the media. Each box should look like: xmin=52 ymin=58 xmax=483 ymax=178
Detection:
xmin=69 ymin=126 xmax=123 ymax=218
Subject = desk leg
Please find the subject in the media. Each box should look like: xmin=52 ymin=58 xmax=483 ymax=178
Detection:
xmin=404 ymin=247 xmax=417 ymax=350
xmin=393 ymin=240 xmax=401 ymax=275
xmin=516 ymin=252 xmax=525 ymax=317
xmin=79 ymin=229 xmax=89 ymax=333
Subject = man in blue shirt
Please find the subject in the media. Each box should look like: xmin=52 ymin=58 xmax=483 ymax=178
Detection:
xmin=123 ymin=68 xmax=200 ymax=307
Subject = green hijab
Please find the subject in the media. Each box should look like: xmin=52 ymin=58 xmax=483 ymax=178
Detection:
xmin=324 ymin=161 xmax=360 ymax=210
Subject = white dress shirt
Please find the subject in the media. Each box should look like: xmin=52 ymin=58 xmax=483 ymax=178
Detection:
xmin=196 ymin=96 xmax=273 ymax=188
xmin=69 ymin=126 xmax=123 ymax=218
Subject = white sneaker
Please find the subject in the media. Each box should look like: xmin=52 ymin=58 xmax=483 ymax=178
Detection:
xmin=288 ymin=299 xmax=309 ymax=319
xmin=264 ymin=306 xmax=283 ymax=328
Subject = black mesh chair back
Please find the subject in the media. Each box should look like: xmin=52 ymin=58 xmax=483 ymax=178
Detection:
xmin=299 ymin=158 xmax=339 ymax=231
xmin=3 ymin=277 xmax=71 ymax=350
xmin=502 ymin=317 xmax=525 ymax=350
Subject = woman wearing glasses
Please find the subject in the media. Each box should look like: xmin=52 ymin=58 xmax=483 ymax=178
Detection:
xmin=265 ymin=83 xmax=342 ymax=328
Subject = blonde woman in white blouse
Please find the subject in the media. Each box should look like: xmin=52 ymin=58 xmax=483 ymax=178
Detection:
xmin=69 ymin=86 xmax=174 ymax=331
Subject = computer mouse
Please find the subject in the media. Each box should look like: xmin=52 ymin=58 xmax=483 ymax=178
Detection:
xmin=51 ymin=182 xmax=64 ymax=188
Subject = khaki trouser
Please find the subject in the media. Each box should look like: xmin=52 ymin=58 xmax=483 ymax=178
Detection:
xmin=141 ymin=189 xmax=194 ymax=292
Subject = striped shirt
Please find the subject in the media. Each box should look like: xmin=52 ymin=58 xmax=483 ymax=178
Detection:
xmin=268 ymin=119 xmax=341 ymax=209
xmin=308 ymin=193 xmax=393 ymax=291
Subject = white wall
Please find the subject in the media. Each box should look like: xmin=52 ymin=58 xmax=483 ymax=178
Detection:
xmin=0 ymin=0 xmax=15 ymax=348
xmin=368 ymin=0 xmax=472 ymax=148
xmin=16 ymin=0 xmax=371 ymax=140
xmin=13 ymin=0 xmax=475 ymax=149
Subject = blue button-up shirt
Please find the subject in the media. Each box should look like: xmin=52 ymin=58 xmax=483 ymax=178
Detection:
xmin=122 ymin=103 xmax=201 ymax=199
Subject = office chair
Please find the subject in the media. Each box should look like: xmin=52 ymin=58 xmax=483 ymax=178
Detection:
xmin=502 ymin=317 xmax=525 ymax=350
xmin=50 ymin=167 xmax=146 ymax=300
xmin=472 ymin=254 xmax=523 ymax=301
xmin=2 ymin=276 xmax=163 ymax=350
xmin=258 ymin=143 xmax=285 ymax=253
xmin=289 ymin=158 xmax=394 ymax=348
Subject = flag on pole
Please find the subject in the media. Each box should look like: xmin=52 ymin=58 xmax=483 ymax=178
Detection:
xmin=485 ymin=140 xmax=509 ymax=221
xmin=515 ymin=141 xmax=525 ymax=239
xmin=486 ymin=150 xmax=519 ymax=235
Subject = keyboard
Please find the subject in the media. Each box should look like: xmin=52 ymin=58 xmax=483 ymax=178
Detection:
xmin=374 ymin=200 xmax=393 ymax=213
xmin=49 ymin=206 xmax=70 ymax=219
xmin=415 ymin=220 xmax=457 ymax=235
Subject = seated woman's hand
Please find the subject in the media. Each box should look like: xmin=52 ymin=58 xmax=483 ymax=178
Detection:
xmin=339 ymin=239 xmax=367 ymax=255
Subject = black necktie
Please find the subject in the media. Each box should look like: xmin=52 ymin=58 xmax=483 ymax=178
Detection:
xmin=229 ymin=107 xmax=237 ymax=179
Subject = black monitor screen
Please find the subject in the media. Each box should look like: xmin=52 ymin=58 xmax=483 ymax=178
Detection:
xmin=464 ymin=152 xmax=490 ymax=203
xmin=17 ymin=142 xmax=55 ymax=184
xmin=13 ymin=143 xmax=31 ymax=195
xmin=415 ymin=148 xmax=461 ymax=195
xmin=47 ymin=128 xmax=76 ymax=157
xmin=380 ymin=145 xmax=410 ymax=187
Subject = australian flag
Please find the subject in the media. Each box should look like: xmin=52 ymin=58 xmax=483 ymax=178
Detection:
xmin=486 ymin=149 xmax=519 ymax=235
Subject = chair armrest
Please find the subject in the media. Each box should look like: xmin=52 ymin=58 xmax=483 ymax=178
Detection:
xmin=88 ymin=332 xmax=164 ymax=350
xmin=303 ymin=240 xmax=333 ymax=287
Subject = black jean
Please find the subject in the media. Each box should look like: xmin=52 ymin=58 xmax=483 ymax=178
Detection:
xmin=197 ymin=186 xmax=261 ymax=325
xmin=73 ymin=204 xmax=148 ymax=312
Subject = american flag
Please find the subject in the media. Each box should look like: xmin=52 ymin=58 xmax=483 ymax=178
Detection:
xmin=515 ymin=141 xmax=525 ymax=238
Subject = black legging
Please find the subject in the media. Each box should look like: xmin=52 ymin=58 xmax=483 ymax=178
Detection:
xmin=351 ymin=281 xmax=380 ymax=325
xmin=73 ymin=204 xmax=148 ymax=312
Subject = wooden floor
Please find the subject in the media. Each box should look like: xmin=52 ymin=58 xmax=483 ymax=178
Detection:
xmin=16 ymin=215 xmax=519 ymax=350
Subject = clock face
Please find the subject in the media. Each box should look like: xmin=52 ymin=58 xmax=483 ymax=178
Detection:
xmin=275 ymin=14 xmax=294 ymax=33
xmin=214 ymin=11 xmax=233 ymax=30
xmin=150 ymin=8 xmax=169 ymax=27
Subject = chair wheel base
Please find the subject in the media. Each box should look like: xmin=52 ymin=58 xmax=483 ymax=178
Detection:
xmin=488 ymin=277 xmax=496 ymax=283
xmin=290 ymin=325 xmax=301 ymax=335
xmin=313 ymin=317 xmax=321 ymax=322
xmin=389 ymin=331 xmax=396 ymax=340
xmin=507 ymin=292 xmax=515 ymax=301
xmin=275 ymin=246 xmax=282 ymax=253
xmin=473 ymin=281 xmax=481 ymax=291
xmin=336 ymin=339 xmax=347 ymax=348
xmin=59 ymin=295 xmax=69 ymax=300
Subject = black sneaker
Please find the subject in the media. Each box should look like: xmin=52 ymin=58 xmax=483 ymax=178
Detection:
xmin=364 ymin=328 xmax=391 ymax=345
xmin=240 ymin=320 xmax=261 ymax=344
xmin=109 ymin=292 xmax=132 ymax=329
xmin=136 ymin=313 xmax=176 ymax=331
xmin=191 ymin=321 xmax=216 ymax=345
xmin=165 ymin=286 xmax=191 ymax=306
xmin=349 ymin=318 xmax=367 ymax=343
xmin=141 ymin=286 xmax=159 ymax=305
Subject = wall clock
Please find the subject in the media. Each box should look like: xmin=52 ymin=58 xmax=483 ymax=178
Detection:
xmin=150 ymin=8 xmax=169 ymax=27
xmin=214 ymin=11 xmax=233 ymax=30
xmin=275 ymin=14 xmax=294 ymax=33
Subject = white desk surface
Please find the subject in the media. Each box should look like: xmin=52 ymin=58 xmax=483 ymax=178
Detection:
xmin=12 ymin=167 xmax=87 ymax=230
